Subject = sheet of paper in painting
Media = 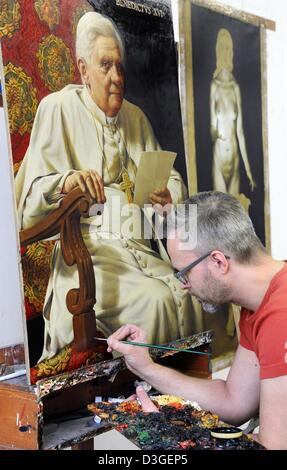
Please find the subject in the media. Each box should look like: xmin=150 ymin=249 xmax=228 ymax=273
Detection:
xmin=133 ymin=151 xmax=176 ymax=208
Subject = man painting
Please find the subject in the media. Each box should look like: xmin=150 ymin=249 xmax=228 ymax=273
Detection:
xmin=108 ymin=191 xmax=287 ymax=450
xmin=15 ymin=12 xmax=194 ymax=361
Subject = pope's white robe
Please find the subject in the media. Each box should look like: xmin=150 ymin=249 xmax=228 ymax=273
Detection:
xmin=15 ymin=85 xmax=199 ymax=361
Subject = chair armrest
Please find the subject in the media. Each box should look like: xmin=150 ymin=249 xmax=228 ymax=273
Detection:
xmin=20 ymin=187 xmax=90 ymax=246
xmin=20 ymin=188 xmax=97 ymax=351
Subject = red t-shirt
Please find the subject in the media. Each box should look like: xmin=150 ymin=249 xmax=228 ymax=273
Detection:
xmin=239 ymin=263 xmax=287 ymax=379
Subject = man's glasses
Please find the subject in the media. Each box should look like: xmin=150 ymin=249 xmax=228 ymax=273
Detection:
xmin=174 ymin=251 xmax=230 ymax=285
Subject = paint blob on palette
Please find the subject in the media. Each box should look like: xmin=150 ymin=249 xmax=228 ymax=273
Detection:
xmin=88 ymin=395 xmax=265 ymax=450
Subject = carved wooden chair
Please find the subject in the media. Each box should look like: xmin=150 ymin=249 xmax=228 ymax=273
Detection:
xmin=20 ymin=188 xmax=109 ymax=383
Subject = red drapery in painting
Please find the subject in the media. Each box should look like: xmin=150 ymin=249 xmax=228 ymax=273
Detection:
xmin=1 ymin=0 xmax=94 ymax=320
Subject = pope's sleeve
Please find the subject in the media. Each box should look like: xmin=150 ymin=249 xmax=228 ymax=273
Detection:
xmin=17 ymin=96 xmax=74 ymax=229
xmin=167 ymin=167 xmax=188 ymax=204
xmin=22 ymin=172 xmax=74 ymax=229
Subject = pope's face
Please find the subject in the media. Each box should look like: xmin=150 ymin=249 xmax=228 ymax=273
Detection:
xmin=82 ymin=35 xmax=125 ymax=117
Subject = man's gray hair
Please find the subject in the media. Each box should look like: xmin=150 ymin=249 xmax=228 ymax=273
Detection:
xmin=76 ymin=12 xmax=125 ymax=64
xmin=175 ymin=191 xmax=265 ymax=263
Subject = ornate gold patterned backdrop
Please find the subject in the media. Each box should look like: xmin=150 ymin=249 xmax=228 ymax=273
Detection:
xmin=1 ymin=0 xmax=94 ymax=320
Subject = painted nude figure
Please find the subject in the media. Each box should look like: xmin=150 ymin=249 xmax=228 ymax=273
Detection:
xmin=210 ymin=28 xmax=256 ymax=193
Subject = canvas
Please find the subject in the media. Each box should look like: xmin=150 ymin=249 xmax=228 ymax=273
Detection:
xmin=0 ymin=0 xmax=191 ymax=383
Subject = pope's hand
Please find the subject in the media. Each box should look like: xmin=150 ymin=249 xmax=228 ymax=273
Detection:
xmin=149 ymin=187 xmax=172 ymax=206
xmin=62 ymin=170 xmax=106 ymax=203
xmin=107 ymin=324 xmax=154 ymax=376
xmin=149 ymin=187 xmax=172 ymax=216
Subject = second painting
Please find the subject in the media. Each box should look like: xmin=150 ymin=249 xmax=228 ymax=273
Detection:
xmin=179 ymin=0 xmax=271 ymax=368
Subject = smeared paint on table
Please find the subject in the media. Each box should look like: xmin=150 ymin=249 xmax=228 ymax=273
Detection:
xmin=88 ymin=399 xmax=265 ymax=450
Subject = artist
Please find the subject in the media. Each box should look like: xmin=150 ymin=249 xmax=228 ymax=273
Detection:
xmin=107 ymin=191 xmax=287 ymax=450
xmin=15 ymin=12 xmax=194 ymax=361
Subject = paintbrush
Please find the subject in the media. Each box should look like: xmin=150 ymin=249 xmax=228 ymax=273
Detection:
xmin=94 ymin=337 xmax=211 ymax=356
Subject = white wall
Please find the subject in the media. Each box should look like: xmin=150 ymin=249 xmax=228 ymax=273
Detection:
xmin=0 ymin=107 xmax=25 ymax=348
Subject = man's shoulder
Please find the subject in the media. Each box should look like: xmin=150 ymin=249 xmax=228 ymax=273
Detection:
xmin=256 ymin=264 xmax=287 ymax=321
xmin=269 ymin=263 xmax=287 ymax=296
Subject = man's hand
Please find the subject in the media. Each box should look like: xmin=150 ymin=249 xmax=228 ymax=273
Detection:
xmin=136 ymin=386 xmax=159 ymax=412
xmin=62 ymin=169 xmax=106 ymax=203
xmin=107 ymin=324 xmax=154 ymax=376
xmin=125 ymin=386 xmax=159 ymax=412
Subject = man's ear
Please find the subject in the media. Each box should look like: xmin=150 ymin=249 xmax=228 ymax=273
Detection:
xmin=209 ymin=250 xmax=229 ymax=274
xmin=77 ymin=58 xmax=89 ymax=85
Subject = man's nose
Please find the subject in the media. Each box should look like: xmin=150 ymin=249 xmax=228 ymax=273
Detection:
xmin=110 ymin=65 xmax=123 ymax=85
xmin=179 ymin=280 xmax=188 ymax=290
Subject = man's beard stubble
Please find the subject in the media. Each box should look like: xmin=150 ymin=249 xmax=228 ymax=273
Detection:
xmin=198 ymin=300 xmax=221 ymax=314
xmin=189 ymin=269 xmax=231 ymax=315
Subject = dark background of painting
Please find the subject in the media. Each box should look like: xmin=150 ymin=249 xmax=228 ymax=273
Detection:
xmin=89 ymin=0 xmax=187 ymax=185
xmin=191 ymin=4 xmax=265 ymax=245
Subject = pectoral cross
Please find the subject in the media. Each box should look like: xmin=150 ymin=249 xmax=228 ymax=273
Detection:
xmin=120 ymin=168 xmax=134 ymax=203
xmin=108 ymin=123 xmax=117 ymax=134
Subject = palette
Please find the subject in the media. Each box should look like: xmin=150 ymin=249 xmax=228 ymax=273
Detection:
xmin=88 ymin=396 xmax=265 ymax=450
